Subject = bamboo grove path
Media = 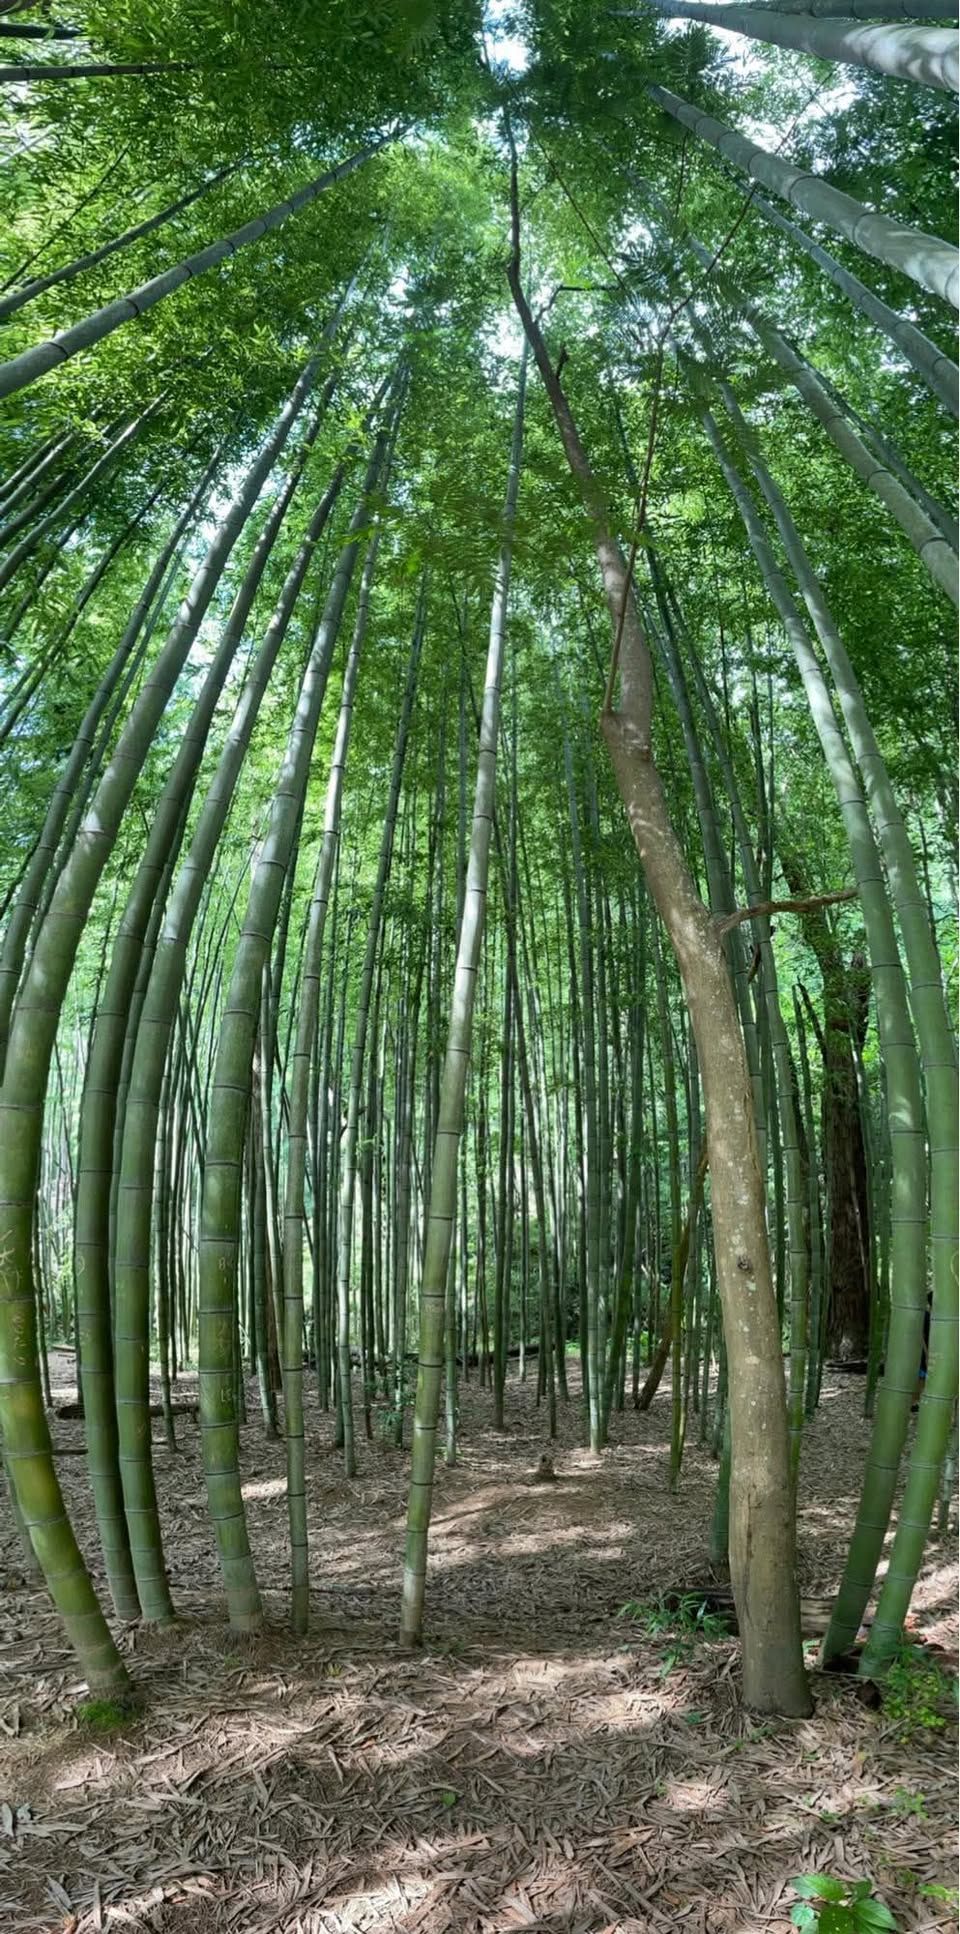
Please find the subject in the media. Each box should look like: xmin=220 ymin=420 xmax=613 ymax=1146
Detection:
xmin=1 ymin=1359 xmax=956 ymax=1934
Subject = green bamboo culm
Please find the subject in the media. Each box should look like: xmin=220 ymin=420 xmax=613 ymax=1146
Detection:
xmin=336 ymin=579 xmax=424 ymax=1478
xmin=793 ymin=990 xmax=825 ymax=1419
xmin=561 ymin=707 xmax=603 ymax=1452
xmin=741 ymin=420 xmax=959 ymax=1665
xmin=399 ymin=348 xmax=526 ymax=1649
xmin=749 ymin=194 xmax=959 ymax=419
xmin=628 ymin=176 xmax=960 ymax=609
xmin=87 ymin=365 xmax=324 ymax=1625
xmin=648 ymin=87 xmax=960 ymax=309
xmin=643 ymin=2 xmax=960 ymax=94
xmin=0 ymin=460 xmax=217 ymax=1632
xmin=707 ymin=377 xmax=958 ymax=1661
xmin=281 ymin=505 xmax=385 ymax=1631
xmin=860 ymin=1296 xmax=959 ymax=1674
xmin=0 ymin=137 xmax=391 ymax=402
xmin=600 ymin=920 xmax=645 ymax=1442
xmin=0 ymin=455 xmax=216 ymax=1077
xmin=198 ymin=418 xmax=391 ymax=1632
xmin=699 ymin=394 xmax=930 ymax=1654
xmin=0 ymin=373 xmax=321 ymax=1685
xmin=108 ymin=374 xmax=348 ymax=1632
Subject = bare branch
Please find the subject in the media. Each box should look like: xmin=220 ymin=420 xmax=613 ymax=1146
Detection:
xmin=716 ymin=887 xmax=857 ymax=935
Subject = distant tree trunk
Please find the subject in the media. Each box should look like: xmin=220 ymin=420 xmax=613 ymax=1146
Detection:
xmin=399 ymin=352 xmax=526 ymax=1647
xmin=785 ymin=862 xmax=872 ymax=1359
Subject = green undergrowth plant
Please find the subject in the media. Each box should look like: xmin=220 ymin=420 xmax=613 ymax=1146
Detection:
xmin=879 ymin=1643 xmax=956 ymax=1741
xmin=889 ymin=1785 xmax=927 ymax=1819
xmin=75 ymin=1695 xmax=141 ymax=1732
xmin=618 ymin=1593 xmax=732 ymax=1674
xmin=789 ymin=1874 xmax=897 ymax=1932
xmin=918 ymin=1882 xmax=959 ymax=1909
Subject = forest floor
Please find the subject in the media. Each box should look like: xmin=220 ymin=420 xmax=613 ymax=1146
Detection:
xmin=0 ymin=1352 xmax=956 ymax=1934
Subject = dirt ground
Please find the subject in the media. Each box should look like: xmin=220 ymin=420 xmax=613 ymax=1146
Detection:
xmin=1 ymin=1351 xmax=956 ymax=1934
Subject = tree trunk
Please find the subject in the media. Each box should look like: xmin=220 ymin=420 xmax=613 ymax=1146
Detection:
xmin=506 ymin=153 xmax=809 ymax=1714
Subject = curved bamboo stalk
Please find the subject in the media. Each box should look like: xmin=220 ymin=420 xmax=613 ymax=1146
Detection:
xmin=752 ymin=195 xmax=959 ymax=419
xmin=747 ymin=330 xmax=959 ymax=605
xmin=0 ymin=353 xmax=321 ymax=1675
xmin=0 ymin=465 xmax=209 ymax=1075
xmin=716 ymin=388 xmax=959 ymax=1661
xmin=643 ymin=2 xmax=959 ymax=93
xmin=0 ymin=19 xmax=79 ymax=37
xmin=197 ymin=419 xmax=390 ymax=1631
xmin=649 ymin=86 xmax=960 ymax=308
xmin=0 ymin=136 xmax=392 ymax=401
xmin=96 ymin=401 xmax=321 ymax=1622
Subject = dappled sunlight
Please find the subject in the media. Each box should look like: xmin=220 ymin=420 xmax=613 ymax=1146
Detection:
xmin=0 ymin=0 xmax=955 ymax=1923
xmin=1 ymin=1365 xmax=955 ymax=1930
xmin=242 ymin=1476 xmax=288 ymax=1502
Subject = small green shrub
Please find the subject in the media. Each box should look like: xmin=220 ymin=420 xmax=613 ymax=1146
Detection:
xmin=880 ymin=1644 xmax=955 ymax=1741
xmin=789 ymin=1874 xmax=897 ymax=1932
xmin=890 ymin=1786 xmax=927 ymax=1820
xmin=617 ymin=1593 xmax=731 ymax=1675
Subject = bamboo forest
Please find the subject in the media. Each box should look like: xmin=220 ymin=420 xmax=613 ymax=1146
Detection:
xmin=0 ymin=0 xmax=957 ymax=1928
